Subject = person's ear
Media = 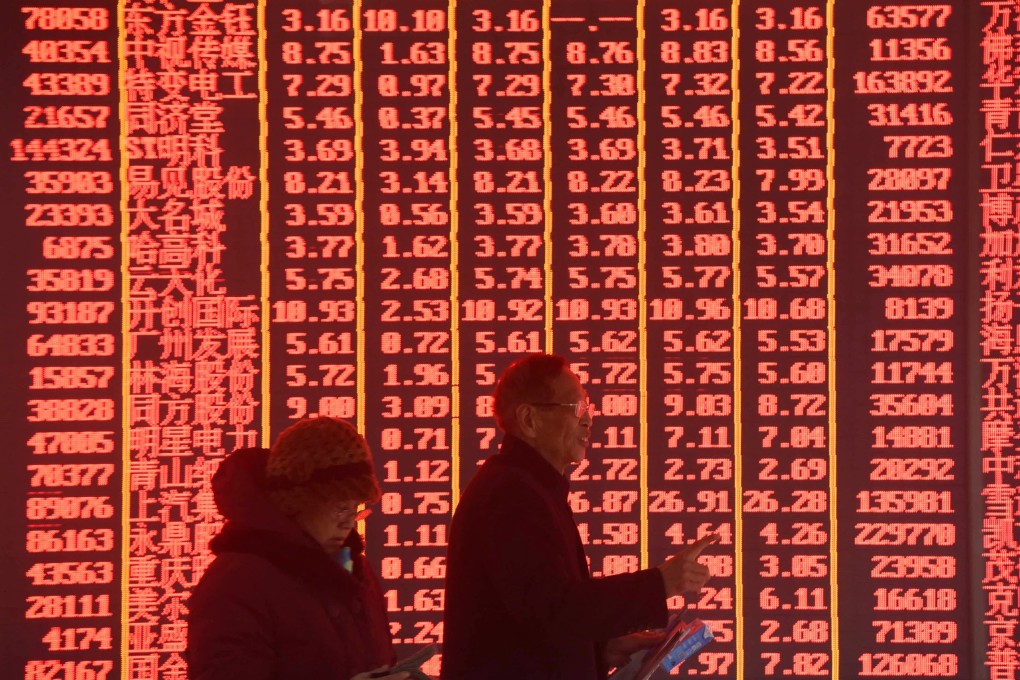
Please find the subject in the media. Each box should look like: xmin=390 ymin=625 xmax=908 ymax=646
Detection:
xmin=515 ymin=402 xmax=540 ymax=439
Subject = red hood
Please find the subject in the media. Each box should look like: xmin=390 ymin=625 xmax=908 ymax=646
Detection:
xmin=210 ymin=447 xmax=365 ymax=556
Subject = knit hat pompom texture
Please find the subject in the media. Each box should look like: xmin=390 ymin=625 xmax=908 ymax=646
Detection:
xmin=265 ymin=417 xmax=381 ymax=517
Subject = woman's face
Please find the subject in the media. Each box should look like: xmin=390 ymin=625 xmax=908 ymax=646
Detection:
xmin=294 ymin=500 xmax=361 ymax=554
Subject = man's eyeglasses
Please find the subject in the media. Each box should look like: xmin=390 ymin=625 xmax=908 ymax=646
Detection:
xmin=330 ymin=506 xmax=373 ymax=523
xmin=529 ymin=401 xmax=592 ymax=419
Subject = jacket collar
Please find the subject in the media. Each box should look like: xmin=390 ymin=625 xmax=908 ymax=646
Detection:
xmin=498 ymin=434 xmax=570 ymax=498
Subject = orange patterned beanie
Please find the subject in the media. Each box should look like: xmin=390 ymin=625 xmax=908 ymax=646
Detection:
xmin=265 ymin=417 xmax=381 ymax=517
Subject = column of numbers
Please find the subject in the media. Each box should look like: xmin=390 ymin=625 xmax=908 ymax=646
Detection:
xmin=456 ymin=2 xmax=547 ymax=475
xmin=18 ymin=5 xmax=119 ymax=680
xmin=741 ymin=2 xmax=834 ymax=676
xmin=360 ymin=3 xmax=452 ymax=668
xmin=268 ymin=2 xmax=361 ymax=433
xmin=841 ymin=2 xmax=966 ymax=677
xmin=644 ymin=2 xmax=738 ymax=675
xmin=549 ymin=1 xmax=643 ymax=580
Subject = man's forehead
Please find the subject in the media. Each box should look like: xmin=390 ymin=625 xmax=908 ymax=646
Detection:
xmin=553 ymin=370 xmax=588 ymax=399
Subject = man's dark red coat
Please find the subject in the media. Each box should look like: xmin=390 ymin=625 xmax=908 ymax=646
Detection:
xmin=442 ymin=435 xmax=669 ymax=680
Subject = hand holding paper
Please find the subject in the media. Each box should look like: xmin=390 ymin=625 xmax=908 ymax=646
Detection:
xmin=603 ymin=631 xmax=666 ymax=669
xmin=354 ymin=670 xmax=409 ymax=680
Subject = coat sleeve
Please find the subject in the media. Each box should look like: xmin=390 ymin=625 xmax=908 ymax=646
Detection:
xmin=187 ymin=562 xmax=278 ymax=680
xmin=480 ymin=477 xmax=669 ymax=643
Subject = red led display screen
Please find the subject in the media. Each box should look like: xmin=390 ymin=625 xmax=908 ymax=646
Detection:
xmin=0 ymin=1 xmax=1012 ymax=678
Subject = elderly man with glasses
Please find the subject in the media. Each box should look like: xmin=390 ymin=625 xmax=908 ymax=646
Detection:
xmin=442 ymin=353 xmax=718 ymax=680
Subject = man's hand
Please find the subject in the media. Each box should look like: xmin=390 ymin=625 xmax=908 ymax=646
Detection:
xmin=657 ymin=534 xmax=720 ymax=598
xmin=602 ymin=631 xmax=665 ymax=669
xmin=351 ymin=669 xmax=411 ymax=680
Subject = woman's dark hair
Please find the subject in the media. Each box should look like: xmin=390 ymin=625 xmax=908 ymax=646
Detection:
xmin=492 ymin=354 xmax=568 ymax=433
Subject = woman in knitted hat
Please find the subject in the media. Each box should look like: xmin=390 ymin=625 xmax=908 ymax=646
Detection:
xmin=187 ymin=417 xmax=410 ymax=680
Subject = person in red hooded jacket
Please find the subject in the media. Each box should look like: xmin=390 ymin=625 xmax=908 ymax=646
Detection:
xmin=187 ymin=417 xmax=410 ymax=680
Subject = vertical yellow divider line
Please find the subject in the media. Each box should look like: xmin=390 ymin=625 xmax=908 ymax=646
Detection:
xmin=258 ymin=0 xmax=270 ymax=447
xmin=448 ymin=0 xmax=462 ymax=508
xmin=542 ymin=4 xmax=554 ymax=350
xmin=635 ymin=1 xmax=649 ymax=572
xmin=353 ymin=0 xmax=371 ymax=534
xmin=117 ymin=1 xmax=130 ymax=674
xmin=729 ymin=2 xmax=745 ymax=679
xmin=354 ymin=0 xmax=366 ymax=438
xmin=825 ymin=0 xmax=840 ymax=676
